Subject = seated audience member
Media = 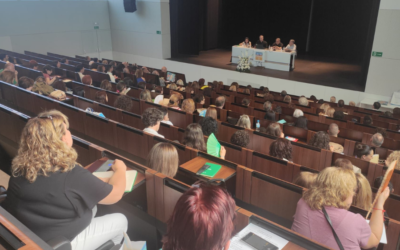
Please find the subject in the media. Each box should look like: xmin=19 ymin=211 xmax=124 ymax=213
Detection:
xmin=298 ymin=96 xmax=308 ymax=106
xmin=334 ymin=158 xmax=361 ymax=173
xmin=318 ymin=103 xmax=331 ymax=116
xmin=192 ymin=81 xmax=200 ymax=90
xmin=349 ymin=101 xmax=356 ymax=106
xmin=376 ymin=127 xmax=387 ymax=138
xmin=159 ymin=106 xmax=173 ymax=126
xmin=229 ymin=85 xmax=237 ymax=92
xmin=193 ymin=93 xmax=205 ymax=105
xmin=338 ymin=99 xmax=345 ymax=107
xmin=182 ymin=123 xmax=206 ymax=151
xmin=0 ymin=62 xmax=18 ymax=85
xmin=100 ymin=79 xmax=112 ymax=91
xmin=244 ymin=87 xmax=251 ymax=95
xmin=176 ymin=79 xmax=186 ymax=91
xmin=81 ymin=75 xmax=92 ymax=86
xmin=114 ymin=95 xmax=133 ymax=112
xmin=317 ymin=99 xmax=324 ymax=104
xmin=283 ymin=95 xmax=292 ymax=104
xmin=274 ymin=105 xmax=282 ymax=114
xmin=266 ymin=123 xmax=284 ymax=138
xmin=327 ymin=123 xmax=344 ymax=153
xmin=308 ymin=131 xmax=333 ymax=151
xmin=374 ymin=176 xmax=394 ymax=193
xmin=29 ymin=60 xmax=39 ymax=70
xmin=393 ymin=107 xmax=400 ymax=116
xmin=162 ymin=181 xmax=235 ymax=250
xmin=354 ymin=143 xmax=373 ymax=161
xmin=97 ymin=64 xmax=105 ymax=73
xmin=152 ymin=70 xmax=159 ymax=76
xmin=60 ymin=58 xmax=69 ymax=64
xmin=264 ymin=101 xmax=276 ymax=121
xmin=75 ymin=64 xmax=85 ymax=81
xmin=326 ymin=107 xmax=335 ymax=118
xmin=370 ymin=133 xmax=384 ymax=147
xmin=206 ymin=107 xmax=217 ymax=120
xmin=123 ymin=77 xmax=134 ymax=88
xmin=383 ymin=111 xmax=393 ymax=118
xmin=42 ymin=65 xmax=58 ymax=85
xmin=0 ymin=71 xmax=16 ymax=85
xmin=147 ymin=142 xmax=178 ymax=177
xmin=385 ymin=151 xmax=400 ymax=170
xmin=167 ymin=83 xmax=178 ymax=90
xmin=141 ymin=67 xmax=150 ymax=74
xmin=51 ymin=60 xmax=60 ymax=69
xmin=353 ymin=173 xmax=372 ymax=211
xmin=142 ymin=108 xmax=164 ymax=138
xmin=198 ymin=117 xmax=218 ymax=136
xmin=294 ymin=172 xmax=317 ymax=189
xmin=182 ymin=99 xmax=195 ymax=114
xmin=215 ymin=96 xmax=226 ymax=109
xmin=203 ymin=87 xmax=212 ymax=98
xmin=363 ymin=115 xmax=373 ymax=126
xmin=236 ymin=115 xmax=251 ymax=129
xmin=116 ymin=81 xmax=129 ymax=95
xmin=140 ymin=89 xmax=152 ymax=102
xmin=333 ymin=110 xmax=345 ymax=120
xmin=153 ymin=86 xmax=164 ymax=104
xmin=168 ymin=94 xmax=181 ymax=110
xmin=293 ymin=109 xmax=304 ymax=118
xmin=18 ymin=76 xmax=34 ymax=91
xmin=105 ymin=65 xmax=116 ymax=82
xmin=281 ymin=90 xmax=287 ymax=97
xmin=309 ymin=95 xmax=317 ymax=102
xmin=373 ymin=102 xmax=381 ymax=110
xmin=230 ymin=130 xmax=250 ymax=148
xmin=90 ymin=63 xmax=98 ymax=71
xmin=2 ymin=110 xmax=128 ymax=248
xmin=32 ymin=76 xmax=55 ymax=96
xmin=102 ymin=59 xmax=108 ymax=65
xmin=330 ymin=96 xmax=336 ymax=103
xmin=264 ymin=93 xmax=274 ymax=103
xmin=269 ymin=138 xmax=292 ymax=161
xmin=52 ymin=80 xmax=66 ymax=91
xmin=294 ymin=116 xmax=308 ymax=129
xmin=0 ymin=54 xmax=9 ymax=62
xmin=241 ymin=98 xmax=250 ymax=107
xmin=95 ymin=90 xmax=107 ymax=104
xmin=161 ymin=66 xmax=167 ymax=73
xmin=292 ymin=167 xmax=389 ymax=250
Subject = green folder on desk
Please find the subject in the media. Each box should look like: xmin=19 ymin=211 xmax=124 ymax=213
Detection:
xmin=200 ymin=163 xmax=222 ymax=178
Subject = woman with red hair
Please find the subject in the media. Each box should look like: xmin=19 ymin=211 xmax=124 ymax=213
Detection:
xmin=162 ymin=181 xmax=236 ymax=250
xmin=82 ymin=75 xmax=92 ymax=85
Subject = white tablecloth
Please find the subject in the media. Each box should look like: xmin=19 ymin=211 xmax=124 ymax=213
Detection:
xmin=231 ymin=46 xmax=296 ymax=71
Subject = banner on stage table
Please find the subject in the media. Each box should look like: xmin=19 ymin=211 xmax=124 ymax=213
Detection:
xmin=255 ymin=52 xmax=264 ymax=62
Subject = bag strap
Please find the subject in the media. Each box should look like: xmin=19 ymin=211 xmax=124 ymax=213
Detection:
xmin=322 ymin=207 xmax=344 ymax=250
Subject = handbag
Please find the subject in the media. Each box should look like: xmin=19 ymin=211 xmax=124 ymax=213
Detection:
xmin=322 ymin=207 xmax=344 ymax=250
xmin=49 ymin=90 xmax=66 ymax=101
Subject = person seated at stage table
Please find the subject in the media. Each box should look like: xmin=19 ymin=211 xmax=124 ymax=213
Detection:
xmin=272 ymin=38 xmax=284 ymax=50
xmin=284 ymin=39 xmax=297 ymax=53
xmin=142 ymin=108 xmax=165 ymax=138
xmin=231 ymin=130 xmax=250 ymax=148
xmin=270 ymin=138 xmax=292 ymax=161
xmin=240 ymin=37 xmax=252 ymax=48
xmin=147 ymin=142 xmax=178 ymax=177
xmin=254 ymin=35 xmax=268 ymax=48
xmin=182 ymin=123 xmax=207 ymax=151
xmin=3 ymin=110 xmax=128 ymax=249
xmin=292 ymin=167 xmax=389 ymax=250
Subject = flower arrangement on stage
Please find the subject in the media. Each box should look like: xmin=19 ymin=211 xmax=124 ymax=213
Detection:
xmin=236 ymin=52 xmax=251 ymax=73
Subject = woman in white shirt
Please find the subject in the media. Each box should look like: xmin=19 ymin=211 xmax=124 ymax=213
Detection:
xmin=285 ymin=39 xmax=297 ymax=53
xmin=105 ymin=65 xmax=116 ymax=82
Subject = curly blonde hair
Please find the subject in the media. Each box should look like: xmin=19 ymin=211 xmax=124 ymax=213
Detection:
xmin=303 ymin=167 xmax=356 ymax=210
xmin=352 ymin=173 xmax=372 ymax=210
xmin=386 ymin=151 xmax=400 ymax=170
xmin=12 ymin=110 xmax=78 ymax=183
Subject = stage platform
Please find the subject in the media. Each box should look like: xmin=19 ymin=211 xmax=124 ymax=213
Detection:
xmin=169 ymin=49 xmax=364 ymax=91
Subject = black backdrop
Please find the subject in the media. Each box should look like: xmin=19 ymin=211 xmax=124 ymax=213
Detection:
xmin=171 ymin=0 xmax=380 ymax=63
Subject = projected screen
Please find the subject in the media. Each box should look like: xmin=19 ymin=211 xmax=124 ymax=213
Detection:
xmin=166 ymin=72 xmax=176 ymax=82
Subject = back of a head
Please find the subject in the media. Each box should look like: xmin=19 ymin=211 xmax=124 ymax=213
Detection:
xmin=168 ymin=94 xmax=180 ymax=107
xmin=363 ymin=115 xmax=373 ymax=126
xmin=215 ymin=96 xmax=226 ymax=108
xmin=162 ymin=183 xmax=236 ymax=250
xmin=373 ymin=102 xmax=381 ymax=110
xmin=116 ymin=81 xmax=126 ymax=93
xmin=264 ymin=93 xmax=274 ymax=103
xmin=123 ymin=77 xmax=134 ymax=87
xmin=241 ymin=98 xmax=250 ymax=106
xmin=386 ymin=151 xmax=400 ymax=170
xmin=319 ymin=103 xmax=330 ymax=115
xmin=349 ymin=101 xmax=355 ymax=106
xmin=353 ymin=173 xmax=372 ymax=210
xmin=0 ymin=71 xmax=15 ymax=84
xmin=114 ymin=95 xmax=133 ymax=112
xmin=283 ymin=95 xmax=291 ymax=103
xmin=338 ymin=100 xmax=344 ymax=107
xmin=28 ymin=60 xmax=38 ymax=69
xmin=182 ymin=99 xmax=195 ymax=114
xmin=383 ymin=111 xmax=393 ymax=118
xmin=100 ymin=80 xmax=111 ymax=91
xmin=354 ymin=143 xmax=371 ymax=158
xmin=182 ymin=123 xmax=206 ymax=150
xmin=147 ymin=142 xmax=178 ymax=177
xmin=310 ymin=95 xmax=317 ymax=102
xmin=95 ymin=90 xmax=107 ymax=104
xmin=326 ymin=107 xmax=335 ymax=117
xmin=193 ymin=93 xmax=204 ymax=104
xmin=18 ymin=76 xmax=34 ymax=90
xmin=198 ymin=117 xmax=218 ymax=136
xmin=140 ymin=89 xmax=152 ymax=102
xmin=303 ymin=167 xmax=356 ymax=209
xmin=203 ymin=87 xmax=212 ymax=97
xmin=371 ymin=133 xmax=384 ymax=147
xmin=294 ymin=172 xmax=317 ymax=189
xmin=82 ymin=75 xmax=92 ymax=85
xmin=330 ymin=96 xmax=336 ymax=103
xmin=308 ymin=131 xmax=330 ymax=150
xmin=294 ymin=116 xmax=308 ymax=129
xmin=328 ymin=123 xmax=339 ymax=136
xmin=263 ymin=101 xmax=272 ymax=112
xmin=236 ymin=115 xmax=251 ymax=129
xmin=142 ymin=108 xmax=163 ymax=128
xmin=281 ymin=90 xmax=287 ymax=97
xmin=393 ymin=107 xmax=400 ymax=115
xmin=229 ymin=85 xmax=237 ymax=92
xmin=75 ymin=64 xmax=84 ymax=72
xmin=334 ymin=158 xmax=353 ymax=171
xmin=293 ymin=109 xmax=304 ymax=118
xmin=333 ymin=110 xmax=344 ymax=120
xmin=269 ymin=138 xmax=292 ymax=161
xmin=266 ymin=123 xmax=282 ymax=137
xmin=298 ymin=97 xmax=308 ymax=106
xmin=230 ymin=130 xmax=250 ymax=148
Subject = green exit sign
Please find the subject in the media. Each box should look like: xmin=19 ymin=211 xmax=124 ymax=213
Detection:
xmin=94 ymin=25 xmax=99 ymax=30
xmin=372 ymin=51 xmax=383 ymax=57
xmin=156 ymin=31 xmax=161 ymax=35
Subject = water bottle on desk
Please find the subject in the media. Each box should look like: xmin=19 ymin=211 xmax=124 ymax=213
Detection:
xmin=256 ymin=120 xmax=260 ymax=131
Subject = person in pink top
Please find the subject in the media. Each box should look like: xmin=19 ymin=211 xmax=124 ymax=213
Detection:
xmin=292 ymin=167 xmax=390 ymax=250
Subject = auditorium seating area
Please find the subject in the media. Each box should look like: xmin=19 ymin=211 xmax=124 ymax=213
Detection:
xmin=0 ymin=49 xmax=400 ymax=250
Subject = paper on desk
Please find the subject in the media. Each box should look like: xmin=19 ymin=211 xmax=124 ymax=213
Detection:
xmin=229 ymin=223 xmax=288 ymax=250
xmin=366 ymin=220 xmax=387 ymax=244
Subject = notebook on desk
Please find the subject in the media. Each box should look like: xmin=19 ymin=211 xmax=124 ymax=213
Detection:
xmin=93 ymin=170 xmax=137 ymax=193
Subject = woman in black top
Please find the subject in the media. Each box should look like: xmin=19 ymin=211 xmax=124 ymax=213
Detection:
xmin=3 ymin=110 xmax=128 ymax=250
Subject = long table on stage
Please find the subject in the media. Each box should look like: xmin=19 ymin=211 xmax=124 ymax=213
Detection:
xmin=231 ymin=46 xmax=296 ymax=71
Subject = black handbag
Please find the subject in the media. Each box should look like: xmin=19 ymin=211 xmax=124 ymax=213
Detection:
xmin=322 ymin=207 xmax=344 ymax=250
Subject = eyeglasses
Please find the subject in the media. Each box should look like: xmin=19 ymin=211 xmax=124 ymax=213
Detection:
xmin=37 ymin=115 xmax=56 ymax=131
xmin=192 ymin=178 xmax=227 ymax=190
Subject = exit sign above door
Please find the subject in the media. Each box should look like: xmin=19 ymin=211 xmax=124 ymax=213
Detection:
xmin=372 ymin=51 xmax=383 ymax=57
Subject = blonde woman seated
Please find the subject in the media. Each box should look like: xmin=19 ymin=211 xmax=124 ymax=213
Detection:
xmin=326 ymin=107 xmax=335 ymax=118
xmin=206 ymin=107 xmax=218 ymax=120
xmin=2 ymin=110 xmax=127 ymax=250
xmin=229 ymin=85 xmax=237 ymax=92
xmin=167 ymin=83 xmax=178 ymax=90
xmin=168 ymin=94 xmax=181 ymax=110
xmin=181 ymin=98 xmax=195 ymax=114
xmin=292 ymin=167 xmax=390 ymax=250
xmin=147 ymin=142 xmax=179 ymax=177
xmin=385 ymin=151 xmax=400 ymax=170
xmin=353 ymin=173 xmax=373 ymax=211
xmin=236 ymin=115 xmax=251 ymax=129
xmin=140 ymin=89 xmax=152 ymax=102
xmin=176 ymin=79 xmax=185 ymax=91
xmin=318 ymin=103 xmax=331 ymax=116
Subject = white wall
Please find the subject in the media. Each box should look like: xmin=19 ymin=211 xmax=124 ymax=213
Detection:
xmin=0 ymin=0 xmax=113 ymax=58
xmin=108 ymin=0 xmax=171 ymax=59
